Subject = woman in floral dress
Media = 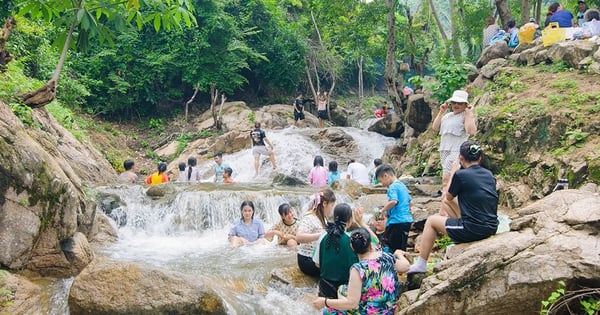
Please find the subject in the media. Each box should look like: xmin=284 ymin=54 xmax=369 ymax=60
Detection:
xmin=312 ymin=228 xmax=410 ymax=314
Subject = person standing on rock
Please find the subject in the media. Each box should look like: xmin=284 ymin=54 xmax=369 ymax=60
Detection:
xmin=250 ymin=122 xmax=276 ymax=176
xmin=375 ymin=164 xmax=413 ymax=253
xmin=293 ymin=92 xmax=306 ymax=128
xmin=118 ymin=159 xmax=138 ymax=184
xmin=432 ymin=90 xmax=477 ymax=217
xmin=407 ymin=141 xmax=498 ymax=274
xmin=317 ymin=91 xmax=328 ymax=129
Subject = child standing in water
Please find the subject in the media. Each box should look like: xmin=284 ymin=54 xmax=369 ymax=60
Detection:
xmin=327 ymin=161 xmax=340 ymax=185
xmin=309 ymin=155 xmax=328 ymax=186
xmin=145 ymin=162 xmax=169 ymax=185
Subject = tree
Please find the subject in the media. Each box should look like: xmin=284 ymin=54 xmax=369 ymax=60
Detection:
xmin=10 ymin=0 xmax=197 ymax=108
xmin=384 ymin=0 xmax=402 ymax=114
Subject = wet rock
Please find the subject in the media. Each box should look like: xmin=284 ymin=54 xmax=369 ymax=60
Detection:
xmin=69 ymin=258 xmax=227 ymax=315
xmin=146 ymin=185 xmax=166 ymax=197
xmin=60 ymin=232 xmax=94 ymax=275
xmin=272 ymin=173 xmax=308 ymax=187
xmin=0 ymin=271 xmax=44 ymax=315
xmin=399 ymin=190 xmax=600 ymax=315
xmin=271 ymin=266 xmax=317 ymax=288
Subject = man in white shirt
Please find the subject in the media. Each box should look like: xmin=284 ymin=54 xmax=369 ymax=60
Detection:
xmin=346 ymin=159 xmax=370 ymax=186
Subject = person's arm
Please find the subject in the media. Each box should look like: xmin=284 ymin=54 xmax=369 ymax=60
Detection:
xmin=312 ymin=268 xmax=362 ymax=310
xmin=393 ymin=250 xmax=411 ymax=273
xmin=295 ymin=230 xmax=321 ymax=243
xmin=463 ymin=106 xmax=477 ymax=136
xmin=380 ymin=199 xmax=398 ymax=215
xmin=432 ymin=102 xmax=449 ymax=131
xmin=145 ymin=175 xmax=152 ymax=184
xmin=264 ymin=137 xmax=274 ymax=150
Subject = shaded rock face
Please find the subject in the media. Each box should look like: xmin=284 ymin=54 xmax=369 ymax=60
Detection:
xmin=404 ymin=94 xmax=431 ymax=133
xmin=476 ymin=40 xmax=511 ymax=68
xmin=367 ymin=113 xmax=404 ymax=138
xmin=0 ymin=102 xmax=112 ymax=276
xmin=69 ymin=258 xmax=227 ymax=315
xmin=399 ymin=190 xmax=600 ymax=315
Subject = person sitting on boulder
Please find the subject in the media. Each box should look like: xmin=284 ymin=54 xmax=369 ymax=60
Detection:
xmin=407 ymin=141 xmax=498 ymax=274
xmin=145 ymin=161 xmax=169 ymax=185
xmin=374 ymin=103 xmax=389 ymax=118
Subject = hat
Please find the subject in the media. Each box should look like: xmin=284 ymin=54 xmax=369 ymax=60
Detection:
xmin=402 ymin=86 xmax=414 ymax=96
xmin=578 ymin=0 xmax=585 ymax=4
xmin=447 ymin=90 xmax=469 ymax=103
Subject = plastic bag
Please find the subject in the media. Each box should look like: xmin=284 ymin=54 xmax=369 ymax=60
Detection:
xmin=542 ymin=22 xmax=566 ymax=47
xmin=518 ymin=23 xmax=538 ymax=44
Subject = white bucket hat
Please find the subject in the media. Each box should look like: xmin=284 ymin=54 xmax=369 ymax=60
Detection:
xmin=447 ymin=90 xmax=469 ymax=103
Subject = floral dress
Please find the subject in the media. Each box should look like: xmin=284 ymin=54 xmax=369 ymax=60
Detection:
xmin=323 ymin=252 xmax=399 ymax=315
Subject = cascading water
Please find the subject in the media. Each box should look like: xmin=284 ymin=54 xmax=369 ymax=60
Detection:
xmin=47 ymin=126 xmax=397 ymax=314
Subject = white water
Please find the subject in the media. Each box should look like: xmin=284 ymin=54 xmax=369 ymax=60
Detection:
xmin=47 ymin=126 xmax=397 ymax=314
xmin=194 ymin=126 xmax=397 ymax=183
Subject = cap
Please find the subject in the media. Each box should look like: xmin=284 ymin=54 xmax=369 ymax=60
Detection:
xmin=578 ymin=0 xmax=585 ymax=4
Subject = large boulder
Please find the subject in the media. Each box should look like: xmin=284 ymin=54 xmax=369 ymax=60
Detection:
xmin=0 ymin=102 xmax=109 ymax=276
xmin=368 ymin=113 xmax=405 ymax=138
xmin=69 ymin=258 xmax=227 ymax=315
xmin=476 ymin=40 xmax=511 ymax=68
xmin=0 ymin=271 xmax=45 ymax=315
xmin=547 ymin=40 xmax=597 ymax=69
xmin=404 ymin=94 xmax=431 ymax=133
xmin=399 ymin=189 xmax=600 ymax=314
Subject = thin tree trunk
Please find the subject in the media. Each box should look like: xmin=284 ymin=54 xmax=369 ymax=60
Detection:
xmin=311 ymin=10 xmax=336 ymax=101
xmin=534 ymin=0 xmax=542 ymax=25
xmin=216 ymin=93 xmax=227 ymax=130
xmin=384 ymin=0 xmax=402 ymax=114
xmin=0 ymin=16 xmax=16 ymax=71
xmin=184 ymin=86 xmax=199 ymax=122
xmin=210 ymin=84 xmax=219 ymax=127
xmin=357 ymin=56 xmax=363 ymax=106
xmin=449 ymin=0 xmax=462 ymax=60
xmin=457 ymin=0 xmax=473 ymax=59
xmin=495 ymin=0 xmax=511 ymax=29
xmin=520 ymin=0 xmax=530 ymax=25
xmin=428 ymin=0 xmax=448 ymax=42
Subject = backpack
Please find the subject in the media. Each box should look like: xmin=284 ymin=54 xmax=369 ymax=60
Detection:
xmin=488 ymin=30 xmax=509 ymax=45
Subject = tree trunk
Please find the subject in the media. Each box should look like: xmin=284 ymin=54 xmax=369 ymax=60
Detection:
xmin=520 ymin=0 xmax=530 ymax=25
xmin=384 ymin=0 xmax=402 ymax=114
xmin=184 ymin=86 xmax=199 ymax=122
xmin=210 ymin=84 xmax=218 ymax=127
xmin=534 ymin=0 xmax=542 ymax=25
xmin=449 ymin=0 xmax=462 ymax=60
xmin=495 ymin=0 xmax=511 ymax=29
xmin=216 ymin=93 xmax=226 ymax=131
xmin=310 ymin=11 xmax=336 ymax=103
xmin=357 ymin=56 xmax=363 ymax=106
xmin=428 ymin=0 xmax=448 ymax=42
xmin=0 ymin=16 xmax=16 ymax=72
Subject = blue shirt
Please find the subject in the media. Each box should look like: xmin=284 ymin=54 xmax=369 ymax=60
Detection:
xmin=328 ymin=171 xmax=340 ymax=185
xmin=214 ymin=163 xmax=229 ymax=183
xmin=228 ymin=218 xmax=265 ymax=242
xmin=548 ymin=10 xmax=574 ymax=27
xmin=386 ymin=180 xmax=412 ymax=225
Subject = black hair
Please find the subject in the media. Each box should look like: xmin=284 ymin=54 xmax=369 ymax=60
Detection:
xmin=313 ymin=155 xmax=324 ymax=167
xmin=350 ymin=228 xmax=371 ymax=254
xmin=215 ymin=152 xmax=223 ymax=158
xmin=548 ymin=2 xmax=559 ymax=13
xmin=278 ymin=203 xmax=292 ymax=217
xmin=311 ymin=188 xmax=336 ymax=228
xmin=507 ymin=19 xmax=516 ymax=28
xmin=240 ymin=200 xmax=255 ymax=220
xmin=254 ymin=122 xmax=261 ymax=129
xmin=348 ymin=159 xmax=355 ymax=165
xmin=157 ymin=162 xmax=167 ymax=173
xmin=328 ymin=160 xmax=338 ymax=172
xmin=223 ymin=166 xmax=233 ymax=176
xmin=123 ymin=159 xmax=135 ymax=171
xmin=187 ymin=156 xmax=197 ymax=180
xmin=375 ymin=164 xmax=395 ymax=180
xmin=178 ymin=162 xmax=186 ymax=171
xmin=374 ymin=158 xmax=383 ymax=167
xmin=586 ymin=9 xmax=599 ymax=21
xmin=460 ymin=140 xmax=483 ymax=162
xmin=325 ymin=203 xmax=353 ymax=253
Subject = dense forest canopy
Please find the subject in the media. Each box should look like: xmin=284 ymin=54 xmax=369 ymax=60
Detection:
xmin=1 ymin=0 xmax=599 ymax=119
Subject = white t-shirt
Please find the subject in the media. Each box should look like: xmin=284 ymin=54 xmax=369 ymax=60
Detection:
xmin=297 ymin=214 xmax=325 ymax=257
xmin=347 ymin=162 xmax=370 ymax=185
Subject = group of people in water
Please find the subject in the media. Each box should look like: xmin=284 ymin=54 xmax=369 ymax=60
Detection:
xmin=117 ymin=88 xmax=499 ymax=314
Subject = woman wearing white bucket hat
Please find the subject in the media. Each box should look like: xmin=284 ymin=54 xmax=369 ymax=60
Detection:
xmin=431 ymin=90 xmax=477 ymax=217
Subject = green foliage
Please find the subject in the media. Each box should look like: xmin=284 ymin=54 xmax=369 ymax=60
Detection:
xmin=551 ymin=79 xmax=578 ymax=93
xmin=562 ymin=129 xmax=589 ymax=148
xmin=148 ymin=118 xmax=165 ymax=131
xmin=434 ymin=235 xmax=453 ymax=250
xmin=248 ymin=111 xmax=256 ymax=123
xmin=539 ymin=62 xmax=573 ymax=73
xmin=0 ymin=270 xmax=14 ymax=307
xmin=47 ymin=102 xmax=88 ymax=141
xmin=541 ymin=280 xmax=600 ymax=315
xmin=9 ymin=102 xmax=34 ymax=126
xmin=145 ymin=148 xmax=159 ymax=161
xmin=427 ymin=59 xmax=469 ymax=102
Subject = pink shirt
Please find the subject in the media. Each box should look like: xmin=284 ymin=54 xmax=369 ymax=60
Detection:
xmin=309 ymin=166 xmax=328 ymax=186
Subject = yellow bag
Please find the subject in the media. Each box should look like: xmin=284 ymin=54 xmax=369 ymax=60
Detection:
xmin=518 ymin=23 xmax=537 ymax=44
xmin=542 ymin=22 xmax=566 ymax=47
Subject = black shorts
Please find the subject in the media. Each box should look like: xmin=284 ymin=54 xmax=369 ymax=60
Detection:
xmin=317 ymin=110 xmax=328 ymax=119
xmin=384 ymin=222 xmax=412 ymax=252
xmin=446 ymin=218 xmax=496 ymax=243
xmin=294 ymin=111 xmax=305 ymax=121
xmin=297 ymin=253 xmax=319 ymax=277
xmin=318 ymin=278 xmax=344 ymax=298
